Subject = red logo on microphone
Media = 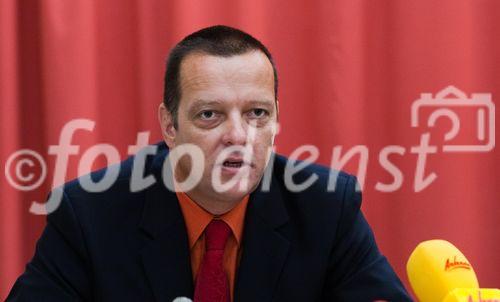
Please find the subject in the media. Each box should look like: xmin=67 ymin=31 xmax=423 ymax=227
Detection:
xmin=445 ymin=256 xmax=471 ymax=271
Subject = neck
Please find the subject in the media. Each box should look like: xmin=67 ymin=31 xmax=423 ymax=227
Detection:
xmin=183 ymin=189 xmax=240 ymax=215
xmin=172 ymin=165 xmax=245 ymax=215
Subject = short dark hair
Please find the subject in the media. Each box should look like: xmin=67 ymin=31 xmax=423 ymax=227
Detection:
xmin=163 ymin=25 xmax=278 ymax=128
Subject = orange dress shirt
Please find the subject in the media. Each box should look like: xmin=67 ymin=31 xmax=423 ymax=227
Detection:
xmin=176 ymin=191 xmax=249 ymax=302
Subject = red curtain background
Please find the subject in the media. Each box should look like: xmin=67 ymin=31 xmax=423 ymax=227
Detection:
xmin=1 ymin=0 xmax=499 ymax=299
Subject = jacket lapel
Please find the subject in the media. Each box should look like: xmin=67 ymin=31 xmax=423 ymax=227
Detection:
xmin=234 ymin=173 xmax=291 ymax=302
xmin=138 ymin=146 xmax=194 ymax=301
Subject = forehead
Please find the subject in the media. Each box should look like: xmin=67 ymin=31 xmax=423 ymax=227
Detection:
xmin=178 ymin=51 xmax=275 ymax=106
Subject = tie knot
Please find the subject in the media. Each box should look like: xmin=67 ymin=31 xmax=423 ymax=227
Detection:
xmin=204 ymin=219 xmax=231 ymax=251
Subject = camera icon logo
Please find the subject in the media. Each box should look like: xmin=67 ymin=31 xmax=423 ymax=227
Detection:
xmin=411 ymin=86 xmax=495 ymax=152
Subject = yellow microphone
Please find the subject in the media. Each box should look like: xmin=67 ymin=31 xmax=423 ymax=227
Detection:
xmin=406 ymin=240 xmax=500 ymax=302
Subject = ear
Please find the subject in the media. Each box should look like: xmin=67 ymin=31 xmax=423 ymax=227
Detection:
xmin=275 ymin=98 xmax=280 ymax=121
xmin=158 ymin=103 xmax=177 ymax=149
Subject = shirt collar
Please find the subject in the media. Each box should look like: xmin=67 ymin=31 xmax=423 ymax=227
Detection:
xmin=175 ymin=191 xmax=249 ymax=249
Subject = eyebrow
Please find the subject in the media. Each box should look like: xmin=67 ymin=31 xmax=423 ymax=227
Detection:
xmin=245 ymin=99 xmax=275 ymax=108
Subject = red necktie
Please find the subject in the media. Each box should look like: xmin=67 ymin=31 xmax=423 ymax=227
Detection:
xmin=194 ymin=219 xmax=232 ymax=302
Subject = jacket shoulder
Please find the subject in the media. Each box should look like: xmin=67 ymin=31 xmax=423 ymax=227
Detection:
xmin=62 ymin=142 xmax=167 ymax=199
xmin=272 ymin=153 xmax=359 ymax=204
xmin=269 ymin=154 xmax=362 ymax=237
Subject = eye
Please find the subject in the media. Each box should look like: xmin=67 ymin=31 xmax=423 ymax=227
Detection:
xmin=248 ymin=108 xmax=268 ymax=118
xmin=198 ymin=110 xmax=217 ymax=120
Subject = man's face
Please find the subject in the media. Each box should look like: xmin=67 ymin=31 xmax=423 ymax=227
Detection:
xmin=160 ymin=51 xmax=277 ymax=209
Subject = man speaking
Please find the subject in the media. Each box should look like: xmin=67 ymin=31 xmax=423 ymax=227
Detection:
xmin=7 ymin=25 xmax=411 ymax=301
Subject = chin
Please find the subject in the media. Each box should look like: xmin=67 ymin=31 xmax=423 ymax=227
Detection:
xmin=211 ymin=178 xmax=258 ymax=202
xmin=217 ymin=185 xmax=251 ymax=201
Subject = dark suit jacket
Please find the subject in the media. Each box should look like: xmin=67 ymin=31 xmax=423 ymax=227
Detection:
xmin=7 ymin=142 xmax=411 ymax=301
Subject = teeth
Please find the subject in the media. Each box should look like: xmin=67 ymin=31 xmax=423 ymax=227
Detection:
xmin=223 ymin=161 xmax=243 ymax=167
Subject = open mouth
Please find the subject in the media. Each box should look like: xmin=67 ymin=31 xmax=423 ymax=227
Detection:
xmin=223 ymin=160 xmax=244 ymax=168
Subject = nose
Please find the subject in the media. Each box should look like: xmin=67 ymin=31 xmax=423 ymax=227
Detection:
xmin=222 ymin=112 xmax=247 ymax=146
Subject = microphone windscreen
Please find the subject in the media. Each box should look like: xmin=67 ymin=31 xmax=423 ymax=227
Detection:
xmin=406 ymin=239 xmax=479 ymax=302
xmin=442 ymin=288 xmax=500 ymax=302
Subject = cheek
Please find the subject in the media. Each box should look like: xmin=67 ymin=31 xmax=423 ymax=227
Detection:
xmin=178 ymin=126 xmax=220 ymax=149
xmin=252 ymin=132 xmax=275 ymax=159
xmin=256 ymin=129 xmax=275 ymax=146
xmin=194 ymin=133 xmax=224 ymax=165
